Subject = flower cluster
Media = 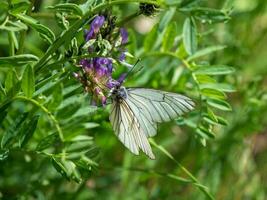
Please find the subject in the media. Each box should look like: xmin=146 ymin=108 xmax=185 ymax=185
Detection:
xmin=74 ymin=15 xmax=128 ymax=106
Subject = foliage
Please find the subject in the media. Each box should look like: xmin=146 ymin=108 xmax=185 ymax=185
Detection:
xmin=0 ymin=0 xmax=266 ymax=199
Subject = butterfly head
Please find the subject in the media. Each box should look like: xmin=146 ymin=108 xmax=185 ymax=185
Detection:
xmin=109 ymin=86 xmax=128 ymax=101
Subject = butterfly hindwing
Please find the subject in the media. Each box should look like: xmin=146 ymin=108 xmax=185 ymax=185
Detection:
xmin=109 ymin=99 xmax=155 ymax=159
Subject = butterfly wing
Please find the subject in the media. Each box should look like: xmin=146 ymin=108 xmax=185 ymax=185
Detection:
xmin=127 ymin=88 xmax=195 ymax=124
xmin=109 ymin=88 xmax=194 ymax=159
xmin=109 ymin=99 xmax=155 ymax=159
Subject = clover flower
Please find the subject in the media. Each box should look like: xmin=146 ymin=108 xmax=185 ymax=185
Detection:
xmin=119 ymin=28 xmax=128 ymax=61
xmin=74 ymin=15 xmax=129 ymax=106
xmin=85 ymin=16 xmax=105 ymax=41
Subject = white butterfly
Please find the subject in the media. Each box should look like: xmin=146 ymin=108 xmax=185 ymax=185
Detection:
xmin=109 ymin=86 xmax=195 ymax=159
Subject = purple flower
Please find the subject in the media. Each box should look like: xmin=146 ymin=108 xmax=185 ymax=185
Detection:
xmin=93 ymin=57 xmax=113 ymax=77
xmin=120 ymin=28 xmax=128 ymax=44
xmin=85 ymin=16 xmax=105 ymax=41
xmin=119 ymin=52 xmax=126 ymax=61
xmin=107 ymin=78 xmax=120 ymax=89
xmin=117 ymin=73 xmax=127 ymax=84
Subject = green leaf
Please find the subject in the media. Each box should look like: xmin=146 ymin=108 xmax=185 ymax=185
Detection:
xmin=0 ymin=20 xmax=27 ymax=32
xmin=179 ymin=7 xmax=231 ymax=23
xmin=193 ymin=65 xmax=235 ymax=75
xmin=128 ymin=29 xmax=137 ymax=54
xmin=196 ymin=126 xmax=215 ymax=139
xmin=216 ymin=116 xmax=228 ymax=126
xmin=51 ymin=157 xmax=69 ymax=179
xmin=144 ymin=24 xmax=159 ymax=52
xmin=14 ymin=14 xmax=55 ymax=44
xmin=0 ymin=82 xmax=6 ymax=99
xmin=5 ymin=70 xmax=21 ymax=98
xmin=159 ymin=7 xmax=176 ymax=31
xmin=1 ymin=112 xmax=29 ymax=148
xmin=200 ymin=83 xmax=236 ymax=92
xmin=5 ymin=70 xmax=16 ymax=91
xmin=0 ymin=100 xmax=12 ymax=116
xmin=47 ymin=3 xmax=83 ymax=16
xmin=207 ymin=98 xmax=232 ymax=111
xmin=9 ymin=0 xmax=30 ymax=14
xmin=19 ymin=115 xmax=39 ymax=147
xmin=10 ymin=31 xmax=19 ymax=50
xmin=36 ymin=133 xmax=59 ymax=151
xmin=0 ymin=54 xmax=39 ymax=66
xmin=0 ymin=149 xmax=9 ymax=161
xmin=187 ymin=45 xmax=226 ymax=61
xmin=203 ymin=113 xmax=228 ymax=126
xmin=52 ymin=158 xmax=81 ymax=183
xmin=21 ymin=65 xmax=35 ymax=98
xmin=65 ymin=135 xmax=93 ymax=153
xmin=162 ymin=22 xmax=177 ymax=51
xmin=201 ymin=88 xmax=226 ymax=99
xmin=193 ymin=74 xmax=216 ymax=84
xmin=178 ymin=0 xmax=200 ymax=7
xmin=0 ymin=110 xmax=8 ymax=124
xmin=76 ymin=156 xmax=98 ymax=171
xmin=48 ymin=83 xmax=63 ymax=111
xmin=56 ymin=103 xmax=81 ymax=119
xmin=183 ymin=17 xmax=197 ymax=55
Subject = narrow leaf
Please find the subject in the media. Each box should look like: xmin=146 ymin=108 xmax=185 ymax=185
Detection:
xmin=144 ymin=24 xmax=158 ymax=52
xmin=47 ymin=3 xmax=83 ymax=16
xmin=0 ymin=149 xmax=9 ymax=161
xmin=201 ymin=88 xmax=226 ymax=99
xmin=183 ymin=17 xmax=197 ymax=55
xmin=196 ymin=126 xmax=215 ymax=139
xmin=200 ymin=83 xmax=236 ymax=92
xmin=36 ymin=133 xmax=59 ymax=151
xmin=19 ymin=115 xmax=39 ymax=147
xmin=21 ymin=65 xmax=35 ymax=97
xmin=14 ymin=14 xmax=55 ymax=44
xmin=187 ymin=45 xmax=226 ymax=61
xmin=194 ymin=65 xmax=235 ymax=75
xmin=207 ymin=98 xmax=232 ymax=111
xmin=159 ymin=7 xmax=176 ymax=31
xmin=1 ymin=112 xmax=29 ymax=148
xmin=179 ymin=7 xmax=230 ymax=23
xmin=0 ymin=54 xmax=38 ymax=66
xmin=162 ymin=22 xmax=177 ymax=51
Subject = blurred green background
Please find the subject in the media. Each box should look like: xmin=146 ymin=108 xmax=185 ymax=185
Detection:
xmin=0 ymin=0 xmax=267 ymax=199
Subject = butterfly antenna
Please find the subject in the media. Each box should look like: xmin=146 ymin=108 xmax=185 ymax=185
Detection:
xmin=123 ymin=58 xmax=141 ymax=81
xmin=135 ymin=65 xmax=144 ymax=74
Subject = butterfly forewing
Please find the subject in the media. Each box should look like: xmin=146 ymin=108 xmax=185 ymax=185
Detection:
xmin=127 ymin=88 xmax=195 ymax=122
xmin=109 ymin=87 xmax=194 ymax=159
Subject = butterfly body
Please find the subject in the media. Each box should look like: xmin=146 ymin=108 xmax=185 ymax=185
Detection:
xmin=110 ymin=86 xmax=128 ymax=101
xmin=109 ymin=86 xmax=195 ymax=159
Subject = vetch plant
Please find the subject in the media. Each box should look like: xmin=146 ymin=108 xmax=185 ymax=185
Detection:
xmin=0 ymin=0 xmax=236 ymax=199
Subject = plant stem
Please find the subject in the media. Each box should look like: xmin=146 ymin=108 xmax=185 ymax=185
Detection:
xmin=8 ymin=32 xmax=15 ymax=56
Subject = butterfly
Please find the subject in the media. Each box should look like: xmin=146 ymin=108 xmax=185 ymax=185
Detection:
xmin=109 ymin=85 xmax=195 ymax=159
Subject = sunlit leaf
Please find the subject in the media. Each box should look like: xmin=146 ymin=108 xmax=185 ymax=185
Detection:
xmin=183 ymin=17 xmax=197 ymax=55
xmin=21 ymin=65 xmax=35 ymax=98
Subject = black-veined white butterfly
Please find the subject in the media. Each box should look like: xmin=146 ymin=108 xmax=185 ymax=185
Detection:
xmin=109 ymin=86 xmax=195 ymax=159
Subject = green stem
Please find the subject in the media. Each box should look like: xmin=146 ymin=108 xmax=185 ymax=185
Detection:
xmin=13 ymin=96 xmax=64 ymax=142
xmin=150 ymin=139 xmax=215 ymax=200
xmin=18 ymin=0 xmax=35 ymax=54
xmin=31 ymin=12 xmax=80 ymax=20
xmin=8 ymin=32 xmax=15 ymax=56
xmin=116 ymin=11 xmax=141 ymax=26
